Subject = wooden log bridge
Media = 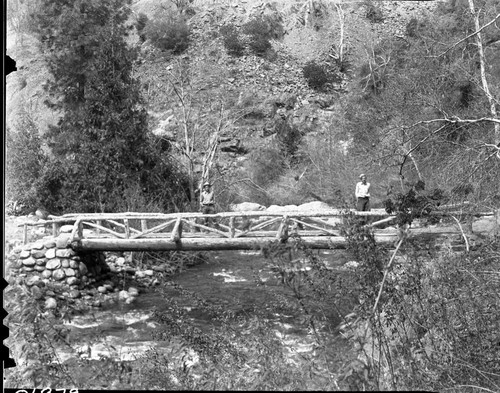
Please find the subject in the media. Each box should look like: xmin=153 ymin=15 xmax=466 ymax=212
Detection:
xmin=18 ymin=208 xmax=479 ymax=251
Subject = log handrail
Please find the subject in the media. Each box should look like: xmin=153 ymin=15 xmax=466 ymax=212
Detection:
xmin=18 ymin=207 xmax=495 ymax=248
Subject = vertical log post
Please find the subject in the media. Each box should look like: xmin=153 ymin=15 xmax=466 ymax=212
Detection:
xmin=124 ymin=218 xmax=130 ymax=239
xmin=141 ymin=219 xmax=148 ymax=234
xmin=229 ymin=217 xmax=235 ymax=238
xmin=171 ymin=217 xmax=183 ymax=243
xmin=96 ymin=220 xmax=102 ymax=237
xmin=277 ymin=215 xmax=289 ymax=242
xmin=23 ymin=224 xmax=28 ymax=244
xmin=77 ymin=220 xmax=83 ymax=240
xmin=52 ymin=222 xmax=58 ymax=237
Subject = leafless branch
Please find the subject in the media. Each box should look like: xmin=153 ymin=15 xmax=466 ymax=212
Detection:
xmin=450 ymin=215 xmax=470 ymax=253
xmin=402 ymin=117 xmax=500 ymax=129
xmin=432 ymin=12 xmax=500 ymax=58
xmin=372 ymin=237 xmax=404 ymax=314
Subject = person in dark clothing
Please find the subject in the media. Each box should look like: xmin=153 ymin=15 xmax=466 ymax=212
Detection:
xmin=200 ymin=182 xmax=215 ymax=226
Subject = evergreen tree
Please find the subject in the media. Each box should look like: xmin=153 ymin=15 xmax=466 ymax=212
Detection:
xmin=32 ymin=0 xmax=185 ymax=212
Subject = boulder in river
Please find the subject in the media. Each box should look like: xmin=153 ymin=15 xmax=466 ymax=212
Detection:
xmin=31 ymin=285 xmax=43 ymax=300
xmin=128 ymin=287 xmax=139 ymax=296
xmin=26 ymin=275 xmax=41 ymax=286
xmin=69 ymin=290 xmax=81 ymax=299
xmin=45 ymin=297 xmax=57 ymax=309
xmin=118 ymin=290 xmax=130 ymax=301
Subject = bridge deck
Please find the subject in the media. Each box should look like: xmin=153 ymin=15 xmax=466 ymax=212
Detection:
xmin=18 ymin=209 xmax=471 ymax=251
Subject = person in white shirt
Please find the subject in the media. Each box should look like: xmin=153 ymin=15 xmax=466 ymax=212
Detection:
xmin=355 ymin=174 xmax=371 ymax=211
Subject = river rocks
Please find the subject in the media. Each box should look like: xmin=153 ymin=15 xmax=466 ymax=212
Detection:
xmin=31 ymin=285 xmax=44 ymax=300
xmin=118 ymin=290 xmax=130 ymax=301
xmin=26 ymin=275 xmax=41 ymax=286
xmin=69 ymin=290 xmax=81 ymax=299
xmin=56 ymin=249 xmax=75 ymax=258
xmin=13 ymin=258 xmax=24 ymax=269
xmin=43 ymin=239 xmax=56 ymax=248
xmin=31 ymin=249 xmax=47 ymax=259
xmin=79 ymin=263 xmax=88 ymax=275
xmin=45 ymin=297 xmax=57 ymax=309
xmin=66 ymin=277 xmax=79 ymax=286
xmin=64 ymin=268 xmax=76 ymax=277
xmin=46 ymin=258 xmax=61 ymax=270
xmin=52 ymin=269 xmax=66 ymax=281
xmin=8 ymin=232 xmax=182 ymax=311
xmin=152 ymin=265 xmax=167 ymax=272
xmin=22 ymin=257 xmax=36 ymax=267
xmin=31 ymin=242 xmax=44 ymax=250
xmin=128 ymin=287 xmax=139 ymax=296
xmin=56 ymin=234 xmax=71 ymax=248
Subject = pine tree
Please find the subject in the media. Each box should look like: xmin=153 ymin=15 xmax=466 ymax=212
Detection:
xmin=32 ymin=0 xmax=184 ymax=212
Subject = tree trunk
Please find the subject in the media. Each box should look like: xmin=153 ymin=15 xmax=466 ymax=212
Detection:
xmin=468 ymin=0 xmax=500 ymax=146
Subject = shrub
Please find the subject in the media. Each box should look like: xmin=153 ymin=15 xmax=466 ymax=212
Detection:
xmin=144 ymin=17 xmax=190 ymax=54
xmin=274 ymin=119 xmax=302 ymax=159
xmin=219 ymin=24 xmax=245 ymax=56
xmin=135 ymin=13 xmax=149 ymax=42
xmin=5 ymin=112 xmax=47 ymax=213
xmin=247 ymin=147 xmax=285 ymax=187
xmin=242 ymin=15 xmax=283 ymax=56
xmin=246 ymin=33 xmax=271 ymax=56
xmin=302 ymin=61 xmax=329 ymax=90
xmin=364 ymin=1 xmax=384 ymax=23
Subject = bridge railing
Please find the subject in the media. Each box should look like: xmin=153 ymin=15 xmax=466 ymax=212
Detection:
xmin=65 ymin=209 xmax=391 ymax=242
xmin=18 ymin=209 xmax=393 ymax=246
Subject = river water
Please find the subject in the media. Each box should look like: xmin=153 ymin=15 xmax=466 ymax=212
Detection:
xmin=59 ymin=248 xmax=354 ymax=372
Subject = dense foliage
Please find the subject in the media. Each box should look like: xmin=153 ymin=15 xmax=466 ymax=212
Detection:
xmin=345 ymin=0 xmax=500 ymax=209
xmin=242 ymin=14 xmax=284 ymax=56
xmin=5 ymin=111 xmax=47 ymax=212
xmin=219 ymin=24 xmax=245 ymax=57
xmin=143 ymin=17 xmax=191 ymax=54
xmin=302 ymin=60 xmax=330 ymax=90
xmin=21 ymin=0 xmax=188 ymax=213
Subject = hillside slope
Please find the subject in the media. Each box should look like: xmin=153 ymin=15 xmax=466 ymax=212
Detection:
xmin=6 ymin=0 xmax=437 ymax=207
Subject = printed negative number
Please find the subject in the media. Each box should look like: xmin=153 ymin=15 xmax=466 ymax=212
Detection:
xmin=16 ymin=389 xmax=80 ymax=393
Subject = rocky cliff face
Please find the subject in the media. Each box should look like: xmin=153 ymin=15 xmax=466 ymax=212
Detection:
xmin=133 ymin=0 xmax=438 ymax=183
xmin=6 ymin=0 xmax=437 ymax=189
